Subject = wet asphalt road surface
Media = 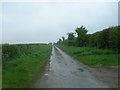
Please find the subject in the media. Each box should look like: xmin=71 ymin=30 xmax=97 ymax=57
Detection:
xmin=32 ymin=46 xmax=109 ymax=88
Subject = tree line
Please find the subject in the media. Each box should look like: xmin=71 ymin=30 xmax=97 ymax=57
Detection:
xmin=56 ymin=26 xmax=120 ymax=50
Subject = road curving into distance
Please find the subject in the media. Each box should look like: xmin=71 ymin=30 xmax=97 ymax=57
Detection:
xmin=32 ymin=46 xmax=110 ymax=88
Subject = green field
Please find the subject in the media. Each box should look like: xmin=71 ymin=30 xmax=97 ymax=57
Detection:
xmin=3 ymin=44 xmax=52 ymax=88
xmin=57 ymin=45 xmax=119 ymax=67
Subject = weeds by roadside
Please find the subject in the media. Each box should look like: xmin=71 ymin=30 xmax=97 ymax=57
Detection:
xmin=3 ymin=44 xmax=52 ymax=88
xmin=57 ymin=45 xmax=119 ymax=67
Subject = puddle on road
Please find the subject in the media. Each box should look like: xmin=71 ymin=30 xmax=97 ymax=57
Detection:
xmin=48 ymin=51 xmax=54 ymax=71
xmin=78 ymin=68 xmax=84 ymax=72
xmin=44 ymin=73 xmax=48 ymax=76
xmin=50 ymin=60 xmax=52 ymax=65
xmin=58 ymin=61 xmax=61 ymax=63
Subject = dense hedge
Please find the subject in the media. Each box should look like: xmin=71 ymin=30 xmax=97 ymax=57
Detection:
xmin=56 ymin=26 xmax=119 ymax=50
xmin=2 ymin=43 xmax=47 ymax=61
xmin=88 ymin=26 xmax=119 ymax=49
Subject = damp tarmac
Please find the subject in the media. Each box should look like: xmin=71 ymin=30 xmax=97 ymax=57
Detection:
xmin=32 ymin=46 xmax=109 ymax=88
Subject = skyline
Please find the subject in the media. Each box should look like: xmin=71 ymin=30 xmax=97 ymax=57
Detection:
xmin=1 ymin=2 xmax=118 ymax=44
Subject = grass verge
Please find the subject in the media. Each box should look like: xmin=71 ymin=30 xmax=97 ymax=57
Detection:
xmin=3 ymin=44 xmax=52 ymax=88
xmin=57 ymin=45 xmax=119 ymax=67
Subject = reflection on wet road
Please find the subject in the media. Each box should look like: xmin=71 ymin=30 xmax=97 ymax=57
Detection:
xmin=32 ymin=46 xmax=109 ymax=88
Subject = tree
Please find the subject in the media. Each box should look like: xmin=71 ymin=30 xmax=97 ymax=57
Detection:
xmin=109 ymin=26 xmax=119 ymax=48
xmin=62 ymin=36 xmax=65 ymax=41
xmin=57 ymin=38 xmax=62 ymax=44
xmin=89 ymin=26 xmax=119 ymax=49
xmin=67 ymin=32 xmax=75 ymax=46
xmin=75 ymin=26 xmax=88 ymax=46
xmin=67 ymin=32 xmax=75 ymax=40
xmin=86 ymin=34 xmax=91 ymax=46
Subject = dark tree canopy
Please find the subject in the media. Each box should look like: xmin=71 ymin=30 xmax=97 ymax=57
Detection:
xmin=67 ymin=32 xmax=75 ymax=40
xmin=75 ymin=26 xmax=88 ymax=46
xmin=56 ymin=25 xmax=119 ymax=51
xmin=62 ymin=36 xmax=65 ymax=41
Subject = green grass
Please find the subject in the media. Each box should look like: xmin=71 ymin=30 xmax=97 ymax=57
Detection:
xmin=75 ymin=54 xmax=118 ymax=67
xmin=3 ymin=44 xmax=52 ymax=88
xmin=57 ymin=45 xmax=119 ymax=67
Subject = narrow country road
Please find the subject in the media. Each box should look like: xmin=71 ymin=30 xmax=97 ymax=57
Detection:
xmin=32 ymin=46 xmax=109 ymax=88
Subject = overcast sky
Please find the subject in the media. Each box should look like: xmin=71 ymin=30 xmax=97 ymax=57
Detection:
xmin=2 ymin=2 xmax=118 ymax=44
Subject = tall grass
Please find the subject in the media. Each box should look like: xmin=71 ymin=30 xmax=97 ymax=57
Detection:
xmin=57 ymin=45 xmax=119 ymax=67
xmin=3 ymin=44 xmax=52 ymax=88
